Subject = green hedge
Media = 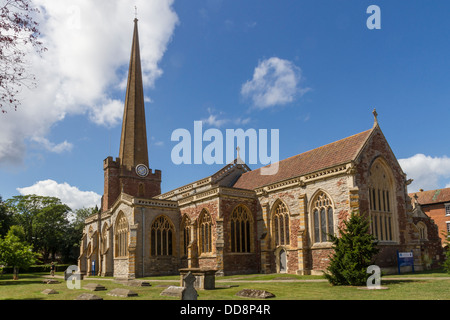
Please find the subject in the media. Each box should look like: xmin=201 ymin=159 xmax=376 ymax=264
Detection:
xmin=0 ymin=264 xmax=72 ymax=274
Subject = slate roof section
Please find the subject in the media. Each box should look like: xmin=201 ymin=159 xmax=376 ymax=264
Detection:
xmin=232 ymin=128 xmax=374 ymax=190
xmin=409 ymin=188 xmax=450 ymax=205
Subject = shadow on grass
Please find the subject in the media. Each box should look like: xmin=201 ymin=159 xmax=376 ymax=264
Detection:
xmin=0 ymin=280 xmax=47 ymax=286
xmin=381 ymin=279 xmax=427 ymax=285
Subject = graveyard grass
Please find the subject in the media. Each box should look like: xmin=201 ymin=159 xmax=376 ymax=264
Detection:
xmin=0 ymin=270 xmax=449 ymax=300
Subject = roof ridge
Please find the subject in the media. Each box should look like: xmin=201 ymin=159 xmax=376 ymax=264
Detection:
xmin=241 ymin=128 xmax=372 ymax=176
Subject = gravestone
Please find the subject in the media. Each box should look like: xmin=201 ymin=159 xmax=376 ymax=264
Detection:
xmin=107 ymin=288 xmax=138 ymax=297
xmin=83 ymin=283 xmax=106 ymax=291
xmin=235 ymin=289 xmax=275 ymax=299
xmin=115 ymin=279 xmax=151 ymax=287
xmin=74 ymin=293 xmax=103 ymax=300
xmin=182 ymin=271 xmax=198 ymax=300
xmin=41 ymin=289 xmax=58 ymax=295
xmin=42 ymin=279 xmax=60 ymax=284
xmin=179 ymin=268 xmax=216 ymax=290
xmin=160 ymin=286 xmax=185 ymax=298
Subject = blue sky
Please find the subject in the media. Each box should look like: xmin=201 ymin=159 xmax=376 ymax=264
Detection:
xmin=1 ymin=0 xmax=449 ymax=210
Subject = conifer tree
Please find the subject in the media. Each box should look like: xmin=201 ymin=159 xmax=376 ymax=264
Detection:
xmin=325 ymin=211 xmax=379 ymax=286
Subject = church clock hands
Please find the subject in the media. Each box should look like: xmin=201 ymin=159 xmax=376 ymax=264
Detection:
xmin=135 ymin=164 xmax=149 ymax=177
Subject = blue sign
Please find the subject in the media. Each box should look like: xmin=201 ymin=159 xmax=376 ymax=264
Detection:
xmin=397 ymin=250 xmax=414 ymax=274
xmin=91 ymin=260 xmax=95 ymax=276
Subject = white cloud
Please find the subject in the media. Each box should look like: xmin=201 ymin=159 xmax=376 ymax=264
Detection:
xmin=88 ymin=98 xmax=124 ymax=128
xmin=17 ymin=179 xmax=101 ymax=211
xmin=0 ymin=0 xmax=179 ymax=166
xmin=200 ymin=108 xmax=251 ymax=128
xmin=398 ymin=154 xmax=450 ymax=193
xmin=241 ymin=57 xmax=309 ymax=109
xmin=31 ymin=137 xmax=73 ymax=154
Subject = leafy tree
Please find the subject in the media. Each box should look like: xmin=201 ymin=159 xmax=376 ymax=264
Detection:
xmin=5 ymin=195 xmax=71 ymax=261
xmin=0 ymin=195 xmax=13 ymax=237
xmin=0 ymin=0 xmax=46 ymax=113
xmin=325 ymin=211 xmax=379 ymax=286
xmin=34 ymin=201 xmax=71 ymax=261
xmin=0 ymin=230 xmax=38 ymax=279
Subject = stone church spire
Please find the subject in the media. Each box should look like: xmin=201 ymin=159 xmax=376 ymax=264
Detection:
xmin=119 ymin=18 xmax=149 ymax=169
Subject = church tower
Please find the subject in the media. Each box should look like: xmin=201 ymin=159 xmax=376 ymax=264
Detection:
xmin=102 ymin=18 xmax=161 ymax=211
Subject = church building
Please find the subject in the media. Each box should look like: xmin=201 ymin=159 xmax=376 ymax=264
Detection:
xmin=78 ymin=19 xmax=443 ymax=278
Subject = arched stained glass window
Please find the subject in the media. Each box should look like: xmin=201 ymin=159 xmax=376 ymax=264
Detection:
xmin=272 ymin=201 xmax=290 ymax=246
xmin=115 ymin=212 xmax=128 ymax=257
xmin=181 ymin=215 xmax=191 ymax=256
xmin=199 ymin=210 xmax=212 ymax=254
xmin=312 ymin=192 xmax=334 ymax=243
xmin=151 ymin=216 xmax=174 ymax=256
xmin=230 ymin=205 xmax=253 ymax=253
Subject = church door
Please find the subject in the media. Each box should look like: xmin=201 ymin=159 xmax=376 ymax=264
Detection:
xmin=279 ymin=249 xmax=287 ymax=273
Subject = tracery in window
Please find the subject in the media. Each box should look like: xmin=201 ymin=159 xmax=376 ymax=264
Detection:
xmin=115 ymin=212 xmax=128 ymax=257
xmin=311 ymin=192 xmax=334 ymax=243
xmin=272 ymin=200 xmax=290 ymax=246
xmin=151 ymin=215 xmax=174 ymax=256
xmin=181 ymin=215 xmax=191 ymax=256
xmin=230 ymin=205 xmax=253 ymax=253
xmin=416 ymin=222 xmax=427 ymax=240
xmin=369 ymin=158 xmax=395 ymax=242
xmin=199 ymin=210 xmax=212 ymax=254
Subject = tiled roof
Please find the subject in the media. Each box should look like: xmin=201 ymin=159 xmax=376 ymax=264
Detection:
xmin=409 ymin=188 xmax=450 ymax=205
xmin=233 ymin=128 xmax=373 ymax=190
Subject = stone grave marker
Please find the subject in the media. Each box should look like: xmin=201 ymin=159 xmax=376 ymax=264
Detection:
xmin=107 ymin=288 xmax=138 ymax=298
xmin=182 ymin=271 xmax=198 ymax=300
xmin=160 ymin=286 xmax=185 ymax=298
xmin=74 ymin=293 xmax=103 ymax=300
xmin=235 ymin=289 xmax=275 ymax=299
xmin=83 ymin=283 xmax=106 ymax=291
xmin=41 ymin=289 xmax=58 ymax=295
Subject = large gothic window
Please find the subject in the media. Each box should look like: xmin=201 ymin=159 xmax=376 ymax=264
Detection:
xmin=369 ymin=158 xmax=396 ymax=242
xmin=311 ymin=192 xmax=334 ymax=243
xmin=199 ymin=210 xmax=212 ymax=254
xmin=272 ymin=201 xmax=290 ymax=246
xmin=230 ymin=205 xmax=253 ymax=253
xmin=181 ymin=215 xmax=192 ymax=257
xmin=151 ymin=216 xmax=174 ymax=256
xmin=115 ymin=212 xmax=128 ymax=258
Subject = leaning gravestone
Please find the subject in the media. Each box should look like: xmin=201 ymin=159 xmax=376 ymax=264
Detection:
xmin=235 ymin=289 xmax=275 ymax=299
xmin=83 ymin=283 xmax=106 ymax=291
xmin=107 ymin=288 xmax=138 ymax=298
xmin=74 ymin=293 xmax=103 ymax=300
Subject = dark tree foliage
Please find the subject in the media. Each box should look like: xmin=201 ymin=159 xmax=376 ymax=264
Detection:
xmin=0 ymin=0 xmax=46 ymax=113
xmin=325 ymin=211 xmax=379 ymax=286
xmin=442 ymin=231 xmax=450 ymax=274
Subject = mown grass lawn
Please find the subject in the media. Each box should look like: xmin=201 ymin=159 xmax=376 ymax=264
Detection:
xmin=0 ymin=270 xmax=448 ymax=300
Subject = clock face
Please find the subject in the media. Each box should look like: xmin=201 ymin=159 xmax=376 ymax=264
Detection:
xmin=135 ymin=164 xmax=149 ymax=177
